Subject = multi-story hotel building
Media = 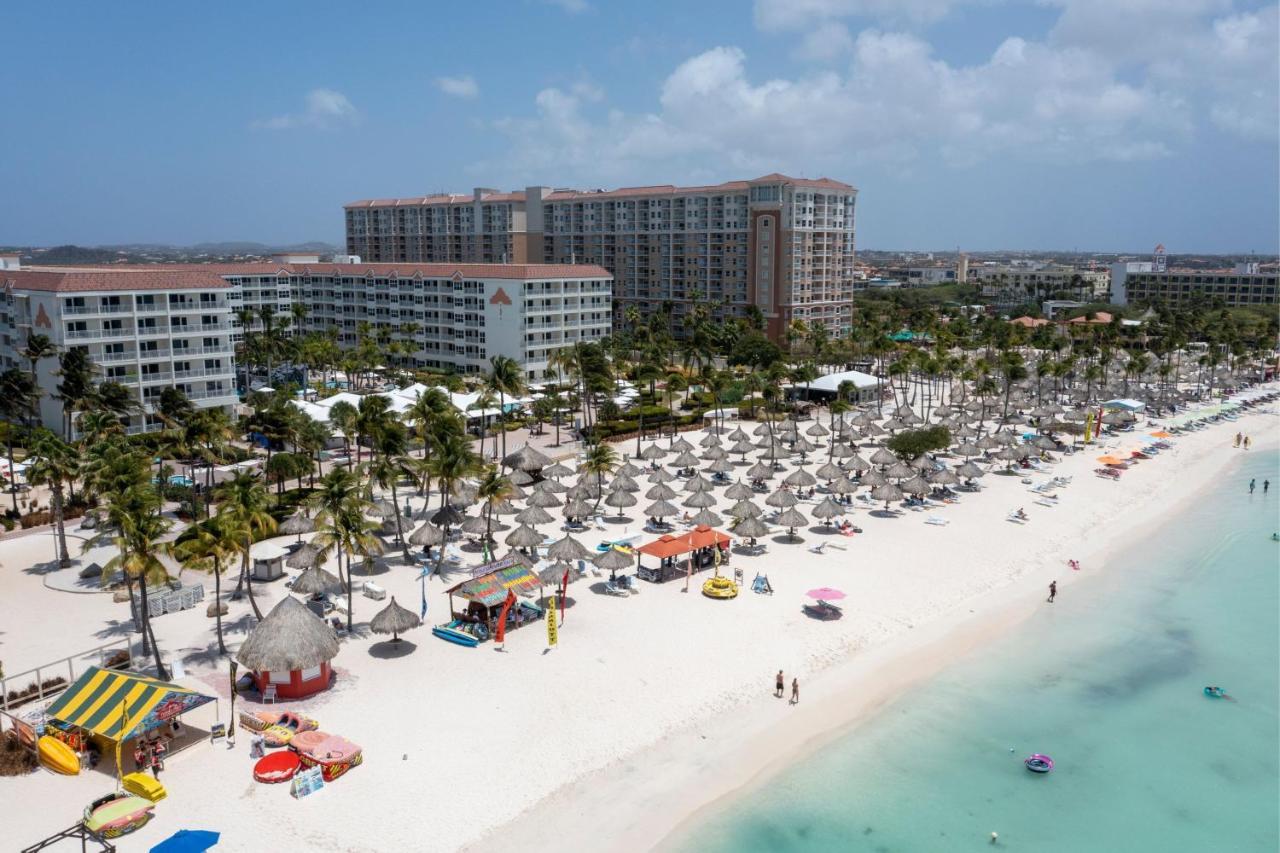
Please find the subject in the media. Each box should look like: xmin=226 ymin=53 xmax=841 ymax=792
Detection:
xmin=344 ymin=173 xmax=858 ymax=340
xmin=219 ymin=260 xmax=612 ymax=380
xmin=1111 ymin=263 xmax=1278 ymax=308
xmin=970 ymin=265 xmax=1110 ymax=305
xmin=0 ymin=262 xmax=238 ymax=436
xmin=2 ymin=258 xmax=610 ymax=433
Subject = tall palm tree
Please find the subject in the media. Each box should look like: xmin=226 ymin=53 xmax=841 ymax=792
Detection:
xmin=167 ymin=514 xmax=237 ymax=655
xmin=0 ymin=368 xmax=38 ymax=513
xmin=366 ymin=424 xmax=413 ymax=561
xmin=580 ymin=443 xmax=619 ymax=512
xmin=96 ymin=482 xmax=172 ymax=678
xmin=425 ymin=434 xmax=481 ymax=577
xmin=25 ymin=429 xmax=77 ymax=567
xmin=328 ymin=400 xmax=358 ymax=469
xmin=214 ymin=471 xmax=277 ymax=620
xmin=20 ymin=332 xmax=56 ymax=425
xmin=486 ymin=354 xmax=526 ymax=461
xmin=476 ymin=465 xmax=513 ymax=552
xmin=312 ymin=502 xmax=383 ymax=632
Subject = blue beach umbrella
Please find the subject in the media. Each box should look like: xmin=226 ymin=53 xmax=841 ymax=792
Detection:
xmin=150 ymin=830 xmax=221 ymax=853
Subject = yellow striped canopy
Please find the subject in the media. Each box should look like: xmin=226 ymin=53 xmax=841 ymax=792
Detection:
xmin=45 ymin=666 xmax=214 ymax=742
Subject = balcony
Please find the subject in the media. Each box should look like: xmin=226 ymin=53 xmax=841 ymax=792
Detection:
xmin=136 ymin=326 xmax=169 ymax=338
xmin=174 ymin=367 xmax=233 ymax=380
xmin=138 ymin=371 xmax=173 ymax=384
xmin=137 ymin=349 xmax=172 ymax=361
xmin=188 ymin=388 xmax=236 ymax=402
xmin=97 ymin=351 xmax=137 ymax=364
xmin=65 ymin=327 xmax=133 ymax=341
xmin=135 ymin=303 xmax=167 ymax=313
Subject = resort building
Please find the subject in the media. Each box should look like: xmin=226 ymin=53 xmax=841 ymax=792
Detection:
xmin=344 ymin=173 xmax=858 ymax=341
xmin=0 ymin=258 xmax=610 ymax=435
xmin=0 ymin=262 xmax=238 ymax=436
xmin=970 ymin=265 xmax=1110 ymax=305
xmin=220 ymin=259 xmax=613 ymax=380
xmin=1111 ymin=263 xmax=1278 ymax=307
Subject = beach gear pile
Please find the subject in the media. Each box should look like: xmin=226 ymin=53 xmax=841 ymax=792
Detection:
xmin=241 ymin=710 xmax=364 ymax=786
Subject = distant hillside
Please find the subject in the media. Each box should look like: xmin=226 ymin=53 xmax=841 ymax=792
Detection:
xmin=3 ymin=241 xmax=342 ymax=266
xmin=188 ymin=240 xmax=340 ymax=255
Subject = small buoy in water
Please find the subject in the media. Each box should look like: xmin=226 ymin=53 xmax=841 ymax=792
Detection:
xmin=990 ymin=831 xmax=999 ymax=844
xmin=1009 ymin=747 xmax=1015 ymax=753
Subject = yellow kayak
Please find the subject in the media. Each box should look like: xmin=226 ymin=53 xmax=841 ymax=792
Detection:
xmin=38 ymin=735 xmax=80 ymax=775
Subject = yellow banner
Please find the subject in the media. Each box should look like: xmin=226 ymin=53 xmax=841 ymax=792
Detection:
xmin=546 ymin=596 xmax=558 ymax=647
xmin=1084 ymin=410 xmax=1094 ymax=444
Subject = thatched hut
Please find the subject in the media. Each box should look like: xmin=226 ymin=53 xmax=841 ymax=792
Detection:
xmin=236 ymin=596 xmax=339 ymax=700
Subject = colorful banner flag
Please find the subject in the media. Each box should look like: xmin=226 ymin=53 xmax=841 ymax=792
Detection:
xmin=546 ymin=595 xmax=559 ymax=647
xmin=560 ymin=567 xmax=569 ymax=624
xmin=1084 ymin=410 xmax=1094 ymax=444
xmin=495 ymin=590 xmax=516 ymax=645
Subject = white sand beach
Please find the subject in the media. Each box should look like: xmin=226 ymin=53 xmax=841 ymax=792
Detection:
xmin=1 ymin=397 xmax=1275 ymax=853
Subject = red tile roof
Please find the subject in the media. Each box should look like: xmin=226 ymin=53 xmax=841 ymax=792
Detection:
xmin=6 ymin=262 xmax=613 ymax=289
xmin=3 ymin=268 xmax=233 ymax=293
xmin=345 ymin=174 xmax=856 ymax=208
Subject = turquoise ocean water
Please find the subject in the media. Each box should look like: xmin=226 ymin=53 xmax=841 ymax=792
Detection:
xmin=677 ymin=449 xmax=1279 ymax=852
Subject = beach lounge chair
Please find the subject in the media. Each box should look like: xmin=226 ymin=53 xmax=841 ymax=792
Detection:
xmin=1034 ymin=498 xmax=1056 ymax=508
xmin=751 ymin=574 xmax=773 ymax=594
xmin=262 ymin=685 xmax=277 ymax=704
xmin=925 ymin=515 xmax=949 ymax=526
xmin=1007 ymin=511 xmax=1029 ymax=524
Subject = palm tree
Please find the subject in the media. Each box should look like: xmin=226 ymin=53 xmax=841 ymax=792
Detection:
xmin=215 ymin=471 xmax=277 ymax=620
xmin=312 ymin=502 xmax=384 ymax=632
xmin=20 ymin=333 xmax=56 ymax=425
xmin=25 ymin=429 xmax=77 ymax=567
xmin=167 ymin=514 xmax=237 ymax=655
xmin=580 ymin=442 xmax=618 ymax=511
xmin=486 ymin=355 xmax=526 ymax=461
xmin=328 ymin=400 xmax=358 ymax=469
xmin=366 ymin=424 xmax=413 ymax=561
xmin=96 ymin=482 xmax=172 ymax=678
xmin=425 ymin=434 xmax=481 ymax=577
xmin=54 ymin=347 xmax=96 ymax=440
xmin=0 ymin=368 xmax=37 ymax=514
xmin=476 ymin=465 xmax=513 ymax=552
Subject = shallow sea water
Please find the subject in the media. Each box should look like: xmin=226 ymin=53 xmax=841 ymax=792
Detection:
xmin=677 ymin=449 xmax=1279 ymax=852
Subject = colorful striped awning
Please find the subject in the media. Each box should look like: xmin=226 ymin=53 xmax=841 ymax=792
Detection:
xmin=44 ymin=666 xmax=214 ymax=742
xmin=447 ymin=559 xmax=543 ymax=607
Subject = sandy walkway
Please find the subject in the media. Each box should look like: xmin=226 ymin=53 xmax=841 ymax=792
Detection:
xmin=0 ymin=396 xmax=1275 ymax=852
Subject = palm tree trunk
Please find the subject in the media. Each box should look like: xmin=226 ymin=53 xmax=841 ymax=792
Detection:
xmin=213 ymin=555 xmax=226 ymax=655
xmin=243 ymin=543 xmax=263 ymax=619
xmin=391 ymin=482 xmax=409 ymax=561
xmin=345 ymin=546 xmax=354 ymax=632
xmin=138 ymin=572 xmax=169 ymax=679
xmin=5 ymin=435 xmax=17 ymax=514
xmin=52 ymin=484 xmax=69 ymax=567
xmin=498 ymin=389 xmax=508 ymax=459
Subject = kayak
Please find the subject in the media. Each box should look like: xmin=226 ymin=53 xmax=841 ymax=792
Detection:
xmin=38 ymin=735 xmax=80 ymax=775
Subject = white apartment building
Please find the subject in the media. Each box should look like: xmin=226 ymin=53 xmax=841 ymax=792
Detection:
xmin=346 ymin=173 xmax=858 ymax=341
xmin=218 ymin=260 xmax=613 ymax=381
xmin=970 ymin=266 xmax=1110 ymax=304
xmin=0 ymin=263 xmax=238 ymax=436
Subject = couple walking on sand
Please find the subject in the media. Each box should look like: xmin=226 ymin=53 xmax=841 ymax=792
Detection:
xmin=775 ymin=670 xmax=799 ymax=704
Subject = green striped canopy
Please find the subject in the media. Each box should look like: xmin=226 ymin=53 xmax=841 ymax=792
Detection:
xmin=45 ymin=666 xmax=214 ymax=742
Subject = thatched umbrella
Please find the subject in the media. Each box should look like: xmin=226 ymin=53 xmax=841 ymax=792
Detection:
xmin=640 ymin=443 xmax=667 ymax=461
xmin=534 ymin=478 xmax=568 ymax=494
xmin=671 ymin=450 xmax=700 ymax=468
xmin=280 ymin=511 xmax=314 ymax=542
xmin=900 ymin=475 xmax=930 ymax=496
xmin=409 ymin=521 xmax=444 ymax=547
xmin=956 ymin=461 xmax=986 ymax=480
xmin=370 ymin=596 xmax=422 ymax=642
xmin=286 ymin=542 xmax=322 ymax=570
xmin=724 ymin=480 xmax=755 ymax=501
xmin=829 ymin=474 xmax=857 ymax=495
xmin=690 ymin=508 xmax=723 ymax=527
xmin=527 ymin=489 xmax=563 ymax=508
xmin=291 ymin=565 xmax=342 ymax=596
xmin=514 ymin=505 xmax=555 ymax=526
xmin=954 ymin=441 xmax=982 ymax=457
xmin=871 ymin=483 xmax=904 ymax=507
xmin=542 ymin=461 xmax=574 ymax=479
xmin=618 ymin=461 xmax=644 ymax=478
xmin=731 ymin=515 xmax=770 ymax=539
xmin=682 ymin=490 xmax=717 ymax=509
xmin=846 ymin=452 xmax=871 ymax=471
xmin=670 ymin=437 xmax=694 ymax=452
xmin=684 ymin=473 xmax=715 ymax=492
xmin=370 ymin=499 xmax=399 ymax=520
xmin=504 ymin=444 xmax=552 ymax=472
xmin=460 ymin=515 xmax=491 ymax=537
xmin=784 ymin=467 xmax=817 ymax=488
xmin=610 ymin=473 xmax=641 ymax=493
xmin=774 ymin=507 xmax=808 ymax=537
xmin=791 ymin=436 xmax=816 ymax=455
xmin=766 ymin=488 xmax=799 ymax=508
xmin=811 ymin=497 xmax=846 ymax=526
xmin=563 ymin=498 xmax=594 ymax=520
xmin=728 ymin=498 xmax=763 ymax=518
xmin=236 ymin=596 xmax=339 ymax=675
xmin=806 ymin=422 xmax=830 ymax=437
xmin=644 ymin=499 xmax=680 ymax=520
xmin=701 ymin=446 xmax=728 ymax=462
xmin=547 ymin=533 xmax=593 ymax=562
xmin=885 ymin=461 xmax=915 ymax=479
xmin=870 ymin=447 xmax=898 ymax=466
xmin=594 ymin=547 xmax=633 ymax=574
xmin=910 ymin=455 xmax=935 ymax=472
xmin=706 ymin=458 xmax=734 ymax=476
xmin=929 ymin=468 xmax=960 ymax=486
xmin=746 ymin=462 xmax=775 ymax=481
xmin=860 ymin=469 xmax=888 ymax=487
xmin=604 ymin=489 xmax=638 ymax=512
xmin=814 ymin=461 xmax=842 ymax=481
xmin=648 ymin=468 xmax=677 ymax=484
xmin=508 ymin=470 xmax=535 ymax=486
xmin=505 ymin=523 xmax=544 ymax=549
xmin=539 ymin=562 xmax=585 ymax=587
xmin=646 ymin=482 xmax=678 ymax=501
xmin=431 ymin=504 xmax=464 ymax=527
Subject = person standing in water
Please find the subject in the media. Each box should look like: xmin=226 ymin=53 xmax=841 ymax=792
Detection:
xmin=1265 ymin=480 xmax=1271 ymax=495
xmin=1250 ymin=479 xmax=1256 ymax=494
xmin=1048 ymin=580 xmax=1057 ymax=603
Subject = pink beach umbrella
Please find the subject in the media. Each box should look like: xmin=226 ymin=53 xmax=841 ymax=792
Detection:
xmin=806 ymin=587 xmax=846 ymax=601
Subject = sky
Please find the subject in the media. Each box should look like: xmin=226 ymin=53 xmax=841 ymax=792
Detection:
xmin=1 ymin=0 xmax=1276 ymax=253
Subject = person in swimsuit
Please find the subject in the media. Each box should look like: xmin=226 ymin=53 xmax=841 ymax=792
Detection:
xmin=1048 ymin=580 xmax=1057 ymax=603
xmin=775 ymin=670 xmax=784 ymax=698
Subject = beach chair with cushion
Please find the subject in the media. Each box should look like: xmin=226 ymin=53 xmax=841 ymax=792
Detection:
xmin=925 ymin=515 xmax=949 ymax=526
xmin=262 ymin=685 xmax=277 ymax=704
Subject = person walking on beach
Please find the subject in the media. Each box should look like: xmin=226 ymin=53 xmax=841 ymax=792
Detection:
xmin=1249 ymin=479 xmax=1256 ymax=494
xmin=775 ymin=670 xmax=785 ymax=698
xmin=1235 ymin=432 xmax=1242 ymax=447
xmin=791 ymin=678 xmax=800 ymax=705
xmin=1048 ymin=580 xmax=1057 ymax=603
xmin=1244 ymin=436 xmax=1251 ymax=449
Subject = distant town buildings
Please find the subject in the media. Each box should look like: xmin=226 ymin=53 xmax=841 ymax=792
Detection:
xmin=970 ymin=265 xmax=1110 ymax=305
xmin=1 ymin=255 xmax=611 ymax=436
xmin=345 ymin=173 xmax=858 ymax=341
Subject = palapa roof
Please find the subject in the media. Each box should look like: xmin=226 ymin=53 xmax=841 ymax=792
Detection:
xmin=370 ymin=597 xmax=422 ymax=636
xmin=236 ymin=595 xmax=340 ymax=672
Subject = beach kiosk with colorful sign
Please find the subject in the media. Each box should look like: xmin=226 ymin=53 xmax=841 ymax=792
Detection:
xmin=438 ymin=553 xmax=545 ymax=644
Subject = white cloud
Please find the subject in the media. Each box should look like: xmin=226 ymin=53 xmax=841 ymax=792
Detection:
xmin=480 ymin=0 xmax=1277 ymax=184
xmin=253 ymin=88 xmax=358 ymax=130
xmin=436 ymin=75 xmax=480 ymax=99
xmin=755 ymin=0 xmax=972 ymax=30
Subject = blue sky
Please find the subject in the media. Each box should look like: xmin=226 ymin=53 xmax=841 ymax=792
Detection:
xmin=1 ymin=0 xmax=1276 ymax=252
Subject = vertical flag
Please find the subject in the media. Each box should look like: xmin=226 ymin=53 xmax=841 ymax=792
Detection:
xmin=420 ymin=569 xmax=429 ymax=619
xmin=546 ymin=594 xmax=559 ymax=647
xmin=495 ymin=589 xmax=516 ymax=645
xmin=560 ymin=567 xmax=570 ymax=625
